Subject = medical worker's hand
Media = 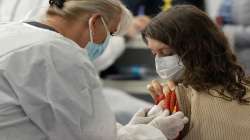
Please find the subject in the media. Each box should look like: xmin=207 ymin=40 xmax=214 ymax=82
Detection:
xmin=128 ymin=107 xmax=160 ymax=125
xmin=149 ymin=111 xmax=189 ymax=140
xmin=147 ymin=104 xmax=165 ymax=116
xmin=129 ymin=102 xmax=168 ymax=125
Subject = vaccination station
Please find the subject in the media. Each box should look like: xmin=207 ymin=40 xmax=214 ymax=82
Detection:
xmin=0 ymin=0 xmax=249 ymax=140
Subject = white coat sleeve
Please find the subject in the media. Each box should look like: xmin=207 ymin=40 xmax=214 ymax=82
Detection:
xmin=3 ymin=41 xmax=98 ymax=140
xmin=116 ymin=123 xmax=167 ymax=140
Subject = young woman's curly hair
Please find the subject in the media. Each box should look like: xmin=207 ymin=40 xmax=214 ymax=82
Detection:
xmin=142 ymin=5 xmax=250 ymax=104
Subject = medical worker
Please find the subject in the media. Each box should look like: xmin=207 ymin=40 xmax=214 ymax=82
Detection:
xmin=0 ymin=0 xmax=188 ymax=140
xmin=0 ymin=0 xmax=157 ymax=125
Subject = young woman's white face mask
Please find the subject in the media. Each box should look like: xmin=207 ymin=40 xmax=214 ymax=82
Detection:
xmin=146 ymin=38 xmax=185 ymax=80
xmin=155 ymin=54 xmax=185 ymax=81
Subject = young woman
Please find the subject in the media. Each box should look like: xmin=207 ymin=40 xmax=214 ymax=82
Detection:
xmin=143 ymin=5 xmax=250 ymax=140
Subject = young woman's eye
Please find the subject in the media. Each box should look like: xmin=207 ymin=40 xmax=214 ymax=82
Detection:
xmin=166 ymin=52 xmax=175 ymax=56
xmin=161 ymin=49 xmax=175 ymax=56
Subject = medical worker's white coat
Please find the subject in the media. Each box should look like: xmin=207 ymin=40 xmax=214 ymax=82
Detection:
xmin=0 ymin=22 xmax=166 ymax=140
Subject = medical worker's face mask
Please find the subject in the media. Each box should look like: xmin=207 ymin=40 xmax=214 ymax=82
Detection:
xmin=155 ymin=54 xmax=185 ymax=81
xmin=86 ymin=17 xmax=111 ymax=61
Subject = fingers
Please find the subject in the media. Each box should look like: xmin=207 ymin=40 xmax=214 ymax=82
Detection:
xmin=160 ymin=110 xmax=170 ymax=117
xmin=158 ymin=100 xmax=165 ymax=109
xmin=172 ymin=111 xmax=189 ymax=124
xmin=183 ymin=117 xmax=189 ymax=124
xmin=135 ymin=108 xmax=149 ymax=117
xmin=176 ymin=117 xmax=189 ymax=132
xmin=152 ymin=80 xmax=163 ymax=95
xmin=176 ymin=123 xmax=185 ymax=132
xmin=163 ymin=84 xmax=171 ymax=95
xmin=147 ymin=80 xmax=164 ymax=104
xmin=168 ymin=132 xmax=180 ymax=140
xmin=143 ymin=107 xmax=152 ymax=114
xmin=147 ymin=84 xmax=157 ymax=102
xmin=147 ymin=105 xmax=164 ymax=116
xmin=172 ymin=111 xmax=185 ymax=119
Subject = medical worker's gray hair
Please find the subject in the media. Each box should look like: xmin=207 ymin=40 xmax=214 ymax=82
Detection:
xmin=47 ymin=0 xmax=132 ymax=35
xmin=117 ymin=4 xmax=133 ymax=35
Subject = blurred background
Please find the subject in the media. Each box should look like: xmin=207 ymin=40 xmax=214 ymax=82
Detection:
xmin=1 ymin=0 xmax=249 ymax=124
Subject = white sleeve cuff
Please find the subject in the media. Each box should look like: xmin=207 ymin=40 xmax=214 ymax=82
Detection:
xmin=117 ymin=124 xmax=167 ymax=140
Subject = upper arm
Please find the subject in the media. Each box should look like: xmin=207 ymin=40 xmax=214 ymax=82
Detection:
xmin=175 ymin=84 xmax=192 ymax=138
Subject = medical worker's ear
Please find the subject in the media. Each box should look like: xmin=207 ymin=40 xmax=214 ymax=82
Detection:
xmin=88 ymin=14 xmax=102 ymax=36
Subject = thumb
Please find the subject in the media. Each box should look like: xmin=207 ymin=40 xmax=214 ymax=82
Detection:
xmin=147 ymin=105 xmax=164 ymax=116
xmin=172 ymin=111 xmax=185 ymax=119
xmin=161 ymin=109 xmax=170 ymax=117
xmin=182 ymin=116 xmax=189 ymax=124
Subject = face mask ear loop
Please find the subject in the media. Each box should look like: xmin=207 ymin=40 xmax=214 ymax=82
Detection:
xmin=88 ymin=17 xmax=94 ymax=43
xmin=100 ymin=17 xmax=110 ymax=36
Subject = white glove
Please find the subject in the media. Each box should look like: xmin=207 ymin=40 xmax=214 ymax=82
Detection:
xmin=128 ymin=108 xmax=158 ymax=125
xmin=147 ymin=105 xmax=164 ymax=116
xmin=149 ymin=111 xmax=189 ymax=140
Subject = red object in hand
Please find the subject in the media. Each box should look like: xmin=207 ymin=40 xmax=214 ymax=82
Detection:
xmin=156 ymin=91 xmax=181 ymax=140
xmin=155 ymin=94 xmax=165 ymax=104
xmin=175 ymin=99 xmax=180 ymax=112
xmin=170 ymin=92 xmax=176 ymax=112
xmin=156 ymin=91 xmax=179 ymax=113
xmin=164 ymin=92 xmax=172 ymax=110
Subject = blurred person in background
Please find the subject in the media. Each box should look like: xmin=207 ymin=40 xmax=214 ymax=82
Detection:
xmin=217 ymin=0 xmax=250 ymax=74
xmin=122 ymin=0 xmax=205 ymax=39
